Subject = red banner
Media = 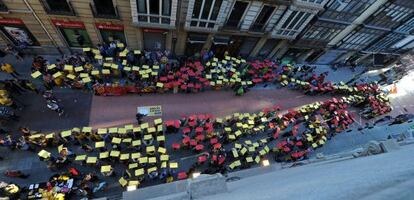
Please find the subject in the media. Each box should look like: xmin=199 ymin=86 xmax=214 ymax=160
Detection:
xmin=0 ymin=18 xmax=24 ymax=25
xmin=52 ymin=19 xmax=85 ymax=29
xmin=95 ymin=23 xmax=124 ymax=31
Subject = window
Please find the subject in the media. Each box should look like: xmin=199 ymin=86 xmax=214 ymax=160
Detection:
xmin=365 ymin=1 xmax=414 ymax=30
xmin=302 ymin=21 xmax=346 ymax=42
xmin=190 ymin=0 xmax=223 ymax=28
xmin=276 ymin=11 xmax=312 ymax=37
xmin=320 ymin=0 xmax=375 ymax=22
xmin=366 ymin=33 xmax=406 ymax=53
xmin=41 ymin=0 xmax=74 ymax=15
xmin=250 ymin=5 xmax=275 ymax=32
xmin=225 ymin=1 xmax=248 ymax=29
xmin=137 ymin=0 xmax=172 ymax=24
xmin=0 ymin=0 xmax=8 ymax=12
xmin=337 ymin=28 xmax=385 ymax=50
xmin=395 ymin=18 xmax=414 ymax=34
xmin=92 ymin=0 xmax=118 ymax=18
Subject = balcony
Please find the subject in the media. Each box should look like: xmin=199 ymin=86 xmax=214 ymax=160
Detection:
xmin=40 ymin=0 xmax=76 ymax=16
xmin=90 ymin=3 xmax=119 ymax=19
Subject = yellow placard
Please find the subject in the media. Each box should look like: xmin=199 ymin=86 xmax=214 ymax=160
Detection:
xmin=123 ymin=138 xmax=132 ymax=143
xmin=138 ymin=157 xmax=148 ymax=164
xmin=64 ymin=65 xmax=73 ymax=71
xmin=157 ymin=135 xmax=165 ymax=141
xmin=118 ymin=128 xmax=127 ymax=134
xmin=53 ymin=72 xmax=62 ymax=78
xmin=86 ymin=157 xmax=97 ymax=164
xmin=38 ymin=150 xmax=51 ymax=158
xmin=31 ymin=71 xmax=42 ymax=78
xmin=158 ymin=147 xmax=166 ymax=154
xmin=135 ymin=168 xmax=144 ymax=176
xmin=160 ymin=155 xmax=169 ymax=161
xmin=74 ymin=66 xmax=83 ymax=72
xmin=140 ymin=123 xmax=149 ymax=129
xmin=101 ymin=165 xmax=111 ymax=172
xmin=120 ymin=153 xmax=130 ymax=160
xmin=156 ymin=82 xmax=164 ymax=88
xmin=61 ymin=130 xmax=71 ymax=138
xmin=129 ymin=163 xmax=138 ymax=169
xmin=132 ymin=140 xmax=141 ymax=146
xmin=95 ymin=141 xmax=105 ymax=148
xmin=108 ymin=127 xmax=118 ymax=134
xmin=98 ymin=128 xmax=108 ymax=134
xmin=99 ymin=151 xmax=109 ymax=158
xmin=110 ymin=150 xmax=120 ymax=157
xmin=169 ymin=162 xmax=178 ymax=169
xmin=82 ymin=77 xmax=91 ymax=83
xmin=146 ymin=146 xmax=155 ymax=152
xmin=75 ymin=155 xmax=86 ymax=161
xmin=102 ymin=69 xmax=110 ymax=74
xmin=148 ymin=157 xmax=156 ymax=163
xmin=131 ymin=152 xmax=141 ymax=159
xmin=111 ymin=137 xmax=121 ymax=144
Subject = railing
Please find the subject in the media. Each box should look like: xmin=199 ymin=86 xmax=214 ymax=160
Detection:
xmin=39 ymin=0 xmax=76 ymax=16
xmin=90 ymin=3 xmax=119 ymax=19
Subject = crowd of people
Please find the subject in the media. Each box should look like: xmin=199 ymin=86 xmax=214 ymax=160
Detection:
xmin=0 ymin=42 xmax=395 ymax=199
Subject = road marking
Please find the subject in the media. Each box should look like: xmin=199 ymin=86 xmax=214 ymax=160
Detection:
xmin=410 ymin=105 xmax=414 ymax=107
xmin=295 ymin=95 xmax=305 ymax=99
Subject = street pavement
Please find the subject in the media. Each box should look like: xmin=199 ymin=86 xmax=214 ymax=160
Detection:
xmin=0 ymin=53 xmax=413 ymax=198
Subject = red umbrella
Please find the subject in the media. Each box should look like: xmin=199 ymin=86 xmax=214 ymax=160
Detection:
xmin=188 ymin=121 xmax=197 ymax=127
xmin=190 ymin=140 xmax=197 ymax=146
xmin=218 ymin=155 xmax=225 ymax=165
xmin=159 ymin=77 xmax=168 ymax=82
xmin=182 ymin=137 xmax=190 ymax=144
xmin=195 ymin=144 xmax=204 ymax=151
xmin=180 ymin=84 xmax=187 ymax=90
xmin=213 ymin=143 xmax=221 ymax=149
xmin=165 ymin=120 xmax=175 ymax=126
xmin=178 ymin=172 xmax=187 ymax=180
xmin=172 ymin=143 xmax=181 ymax=150
xmin=182 ymin=127 xmax=191 ymax=135
xmin=174 ymin=120 xmax=181 ymax=128
xmin=198 ymin=155 xmax=207 ymax=163
xmin=195 ymin=127 xmax=203 ymax=133
xmin=196 ymin=134 xmax=205 ymax=141
xmin=210 ymin=138 xmax=218 ymax=145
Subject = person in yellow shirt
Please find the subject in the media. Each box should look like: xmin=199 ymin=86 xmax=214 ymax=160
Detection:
xmin=1 ymin=63 xmax=20 ymax=78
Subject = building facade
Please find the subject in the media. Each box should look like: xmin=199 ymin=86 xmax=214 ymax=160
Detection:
xmin=0 ymin=0 xmax=413 ymax=65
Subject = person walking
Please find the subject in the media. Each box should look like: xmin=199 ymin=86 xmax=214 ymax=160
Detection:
xmin=1 ymin=63 xmax=20 ymax=78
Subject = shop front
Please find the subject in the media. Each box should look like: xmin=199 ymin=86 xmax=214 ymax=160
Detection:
xmin=96 ymin=23 xmax=126 ymax=44
xmin=0 ymin=18 xmax=39 ymax=47
xmin=52 ymin=19 xmax=92 ymax=48
xmin=143 ymin=28 xmax=167 ymax=51
xmin=185 ymin=33 xmax=208 ymax=57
